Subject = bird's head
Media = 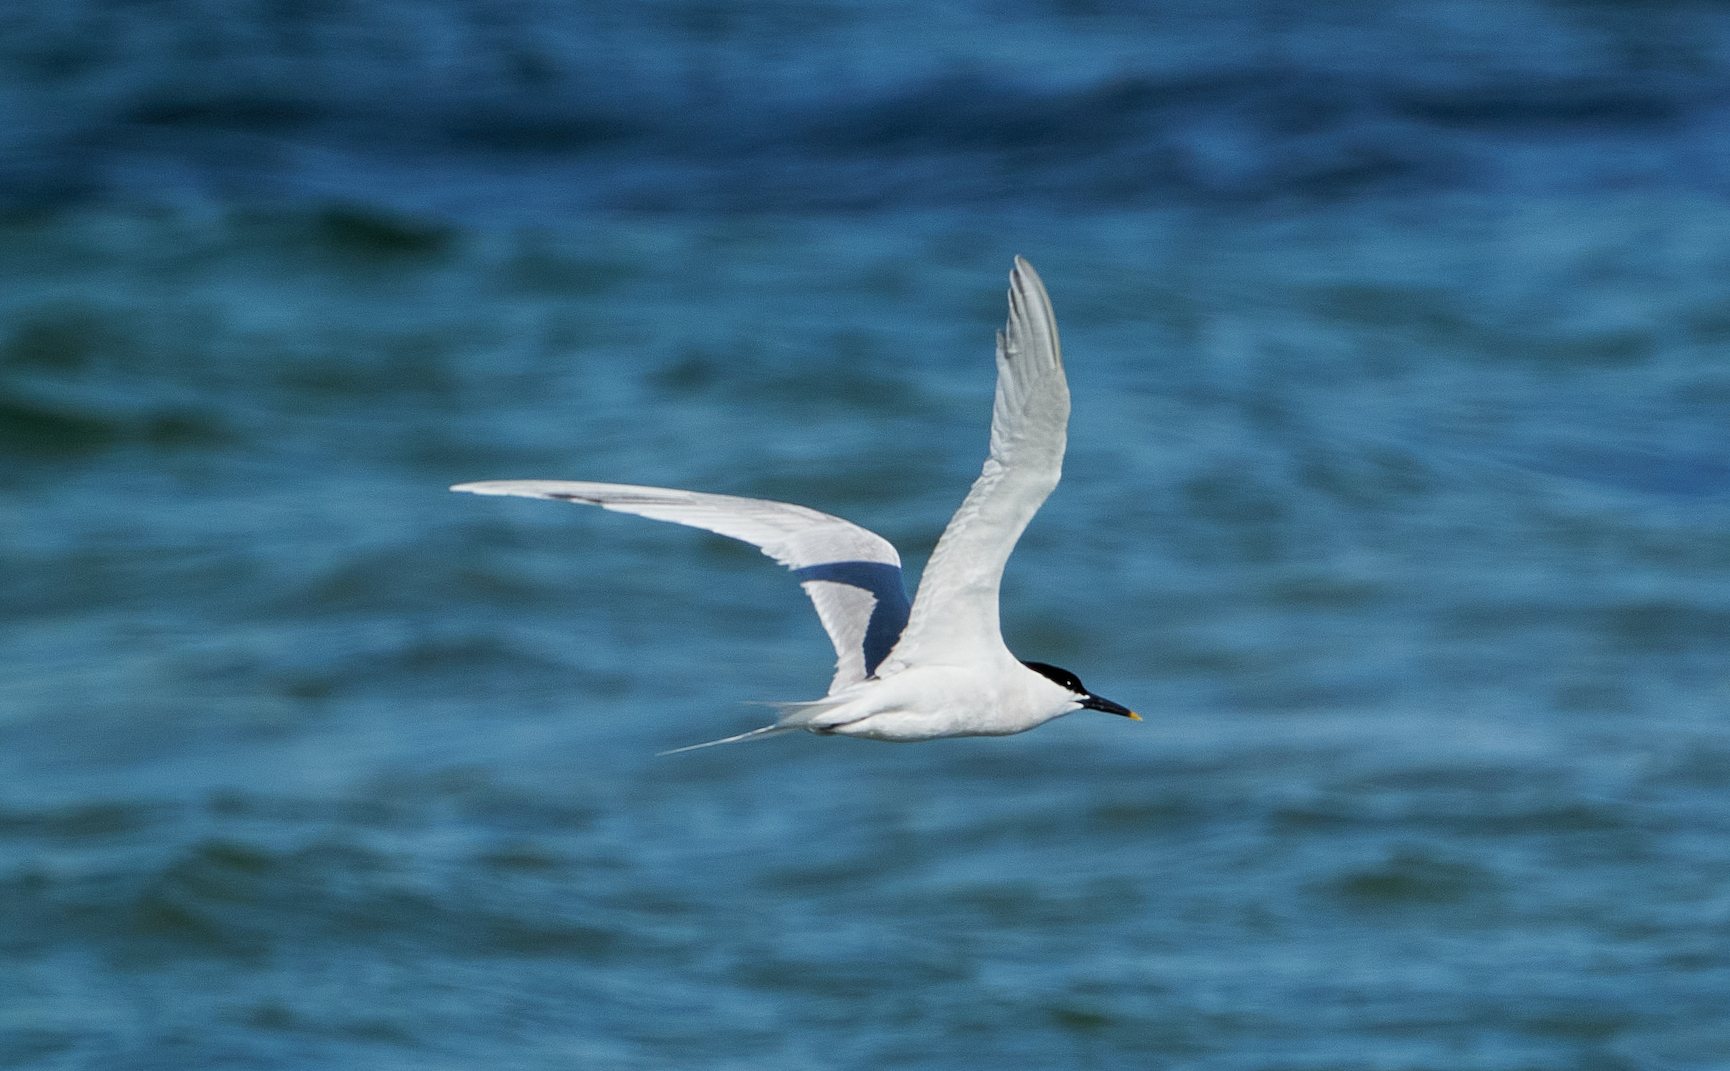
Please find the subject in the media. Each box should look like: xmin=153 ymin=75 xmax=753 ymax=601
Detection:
xmin=1020 ymin=661 xmax=1139 ymax=720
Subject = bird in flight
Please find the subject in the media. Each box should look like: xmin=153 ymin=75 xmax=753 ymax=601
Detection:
xmin=454 ymin=257 xmax=1137 ymax=753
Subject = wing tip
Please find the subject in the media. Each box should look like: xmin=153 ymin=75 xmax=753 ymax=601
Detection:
xmin=1003 ymin=256 xmax=1060 ymax=372
xmin=451 ymin=480 xmax=520 ymax=496
xmin=451 ymin=480 xmax=591 ymax=503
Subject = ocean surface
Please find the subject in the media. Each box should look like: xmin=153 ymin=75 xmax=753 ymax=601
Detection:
xmin=5 ymin=3 xmax=1730 ymax=1069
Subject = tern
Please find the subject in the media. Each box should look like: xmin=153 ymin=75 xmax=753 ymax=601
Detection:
xmin=454 ymin=257 xmax=1137 ymax=753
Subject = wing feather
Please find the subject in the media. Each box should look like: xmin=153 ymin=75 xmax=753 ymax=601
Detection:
xmin=451 ymin=481 xmax=910 ymax=692
xmin=876 ymin=256 xmax=1068 ymax=673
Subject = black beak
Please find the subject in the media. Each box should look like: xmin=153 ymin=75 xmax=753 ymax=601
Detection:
xmin=1081 ymin=694 xmax=1140 ymax=720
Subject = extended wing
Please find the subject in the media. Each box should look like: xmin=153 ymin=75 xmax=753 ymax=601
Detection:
xmin=875 ymin=257 xmax=1068 ymax=674
xmin=451 ymin=481 xmax=911 ymax=693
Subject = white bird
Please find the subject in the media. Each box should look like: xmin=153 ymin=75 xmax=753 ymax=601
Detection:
xmin=454 ymin=257 xmax=1137 ymax=753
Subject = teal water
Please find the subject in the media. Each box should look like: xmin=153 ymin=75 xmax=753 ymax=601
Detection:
xmin=4 ymin=197 xmax=1729 ymax=1068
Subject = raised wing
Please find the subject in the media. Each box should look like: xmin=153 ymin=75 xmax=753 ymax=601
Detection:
xmin=876 ymin=257 xmax=1068 ymax=674
xmin=451 ymin=481 xmax=911 ymax=693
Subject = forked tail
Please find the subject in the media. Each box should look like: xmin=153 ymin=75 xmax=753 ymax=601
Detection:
xmin=656 ymin=723 xmax=800 ymax=756
xmin=656 ymin=697 xmax=851 ymax=756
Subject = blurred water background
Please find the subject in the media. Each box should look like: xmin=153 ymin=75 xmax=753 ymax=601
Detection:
xmin=5 ymin=2 xmax=1730 ymax=1068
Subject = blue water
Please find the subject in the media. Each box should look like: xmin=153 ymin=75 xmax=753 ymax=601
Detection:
xmin=5 ymin=3 xmax=1730 ymax=1069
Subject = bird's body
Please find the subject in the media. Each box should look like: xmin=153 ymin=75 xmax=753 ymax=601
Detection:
xmin=799 ymin=662 xmax=1090 ymax=742
xmin=455 ymin=257 xmax=1136 ymax=752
